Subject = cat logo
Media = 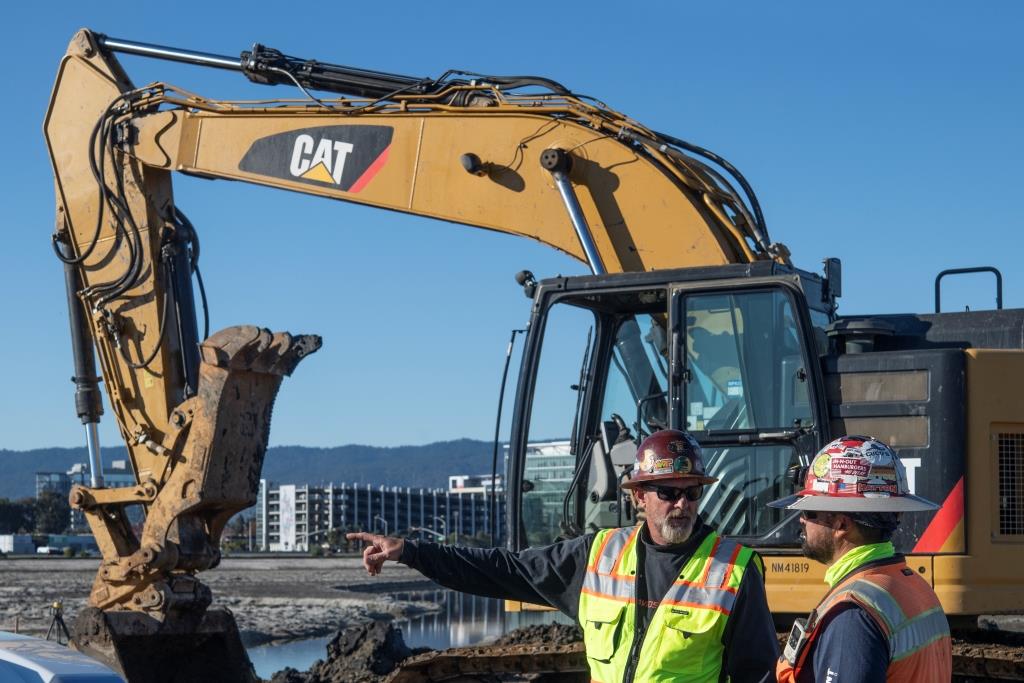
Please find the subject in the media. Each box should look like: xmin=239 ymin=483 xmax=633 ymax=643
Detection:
xmin=239 ymin=125 xmax=393 ymax=193
xmin=289 ymin=135 xmax=355 ymax=185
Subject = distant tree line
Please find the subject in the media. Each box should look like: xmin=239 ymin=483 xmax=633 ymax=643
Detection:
xmin=0 ymin=491 xmax=71 ymax=535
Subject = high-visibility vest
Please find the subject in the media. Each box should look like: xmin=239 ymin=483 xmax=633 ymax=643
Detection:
xmin=776 ymin=558 xmax=952 ymax=682
xmin=578 ymin=525 xmax=759 ymax=683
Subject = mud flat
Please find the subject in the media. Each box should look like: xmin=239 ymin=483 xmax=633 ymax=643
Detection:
xmin=0 ymin=556 xmax=438 ymax=645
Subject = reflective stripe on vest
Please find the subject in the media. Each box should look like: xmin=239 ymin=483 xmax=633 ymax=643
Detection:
xmin=776 ymin=559 xmax=952 ymax=683
xmin=579 ymin=526 xmax=756 ymax=683
xmin=583 ymin=526 xmax=638 ymax=602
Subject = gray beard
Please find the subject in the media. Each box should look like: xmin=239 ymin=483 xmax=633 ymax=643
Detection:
xmin=659 ymin=516 xmax=694 ymax=544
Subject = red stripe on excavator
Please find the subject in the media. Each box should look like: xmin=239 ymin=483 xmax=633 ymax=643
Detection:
xmin=912 ymin=476 xmax=964 ymax=553
xmin=348 ymin=145 xmax=390 ymax=193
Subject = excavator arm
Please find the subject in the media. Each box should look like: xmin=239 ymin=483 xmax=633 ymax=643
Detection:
xmin=43 ymin=28 xmax=786 ymax=681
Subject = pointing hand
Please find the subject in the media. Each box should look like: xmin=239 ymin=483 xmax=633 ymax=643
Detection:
xmin=346 ymin=532 xmax=404 ymax=576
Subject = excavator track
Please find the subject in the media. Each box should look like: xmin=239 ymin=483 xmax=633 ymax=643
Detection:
xmin=951 ymin=630 xmax=1024 ymax=681
xmin=385 ymin=642 xmax=587 ymax=682
xmin=380 ymin=631 xmax=1024 ymax=683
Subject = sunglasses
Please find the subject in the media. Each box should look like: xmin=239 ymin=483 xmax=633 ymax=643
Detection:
xmin=643 ymin=484 xmax=704 ymax=502
xmin=800 ymin=510 xmax=832 ymax=522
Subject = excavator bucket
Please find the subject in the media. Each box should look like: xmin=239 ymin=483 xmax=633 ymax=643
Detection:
xmin=73 ymin=607 xmax=257 ymax=683
xmin=70 ymin=326 xmax=321 ymax=682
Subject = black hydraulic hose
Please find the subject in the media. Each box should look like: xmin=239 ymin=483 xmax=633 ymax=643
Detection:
xmin=653 ymin=130 xmax=768 ymax=243
xmin=77 ymin=104 xmax=141 ymax=303
xmin=490 ymin=328 xmax=525 ymax=545
xmin=194 ymin=263 xmax=210 ymax=341
xmin=91 ymin=108 xmax=152 ymax=308
xmin=51 ymin=97 xmax=127 ymax=265
xmin=439 ymin=70 xmax=572 ymax=96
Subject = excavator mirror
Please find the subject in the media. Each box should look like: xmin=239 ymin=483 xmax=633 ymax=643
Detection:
xmin=786 ymin=463 xmax=809 ymax=488
xmin=823 ymin=257 xmax=842 ymax=300
xmin=515 ymin=270 xmax=537 ymax=298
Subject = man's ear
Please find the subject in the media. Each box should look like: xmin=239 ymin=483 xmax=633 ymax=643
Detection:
xmin=630 ymin=490 xmax=645 ymax=510
xmin=833 ymin=513 xmax=854 ymax=538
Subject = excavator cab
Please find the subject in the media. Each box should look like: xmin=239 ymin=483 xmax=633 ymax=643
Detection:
xmin=507 ymin=261 xmax=833 ymax=556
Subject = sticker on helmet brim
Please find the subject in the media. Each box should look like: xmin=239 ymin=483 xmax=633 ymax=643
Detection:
xmin=859 ymin=483 xmax=898 ymax=494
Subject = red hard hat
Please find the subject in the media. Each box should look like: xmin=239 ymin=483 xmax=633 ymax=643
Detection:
xmin=768 ymin=436 xmax=938 ymax=513
xmin=620 ymin=429 xmax=718 ymax=490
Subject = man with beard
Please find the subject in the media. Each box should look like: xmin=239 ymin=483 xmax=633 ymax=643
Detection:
xmin=348 ymin=429 xmax=778 ymax=682
xmin=767 ymin=436 xmax=952 ymax=682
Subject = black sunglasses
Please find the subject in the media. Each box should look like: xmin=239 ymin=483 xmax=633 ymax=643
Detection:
xmin=643 ymin=484 xmax=704 ymax=502
xmin=801 ymin=510 xmax=832 ymax=522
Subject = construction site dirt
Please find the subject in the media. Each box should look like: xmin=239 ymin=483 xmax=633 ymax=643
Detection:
xmin=3 ymin=556 xmax=1023 ymax=681
xmin=0 ymin=556 xmax=439 ymax=645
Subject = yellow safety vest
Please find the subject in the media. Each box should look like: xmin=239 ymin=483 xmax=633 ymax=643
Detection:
xmin=578 ymin=525 xmax=758 ymax=683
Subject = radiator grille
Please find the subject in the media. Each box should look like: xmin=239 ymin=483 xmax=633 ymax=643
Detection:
xmin=999 ymin=433 xmax=1024 ymax=535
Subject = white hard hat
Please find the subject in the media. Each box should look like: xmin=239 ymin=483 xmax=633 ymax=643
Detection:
xmin=767 ymin=436 xmax=939 ymax=513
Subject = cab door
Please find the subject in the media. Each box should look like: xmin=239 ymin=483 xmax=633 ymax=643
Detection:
xmin=671 ymin=281 xmax=827 ymax=544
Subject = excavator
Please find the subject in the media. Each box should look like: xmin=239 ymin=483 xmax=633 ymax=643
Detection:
xmin=44 ymin=29 xmax=1023 ymax=682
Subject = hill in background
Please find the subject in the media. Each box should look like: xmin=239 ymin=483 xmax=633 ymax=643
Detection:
xmin=0 ymin=439 xmax=499 ymax=500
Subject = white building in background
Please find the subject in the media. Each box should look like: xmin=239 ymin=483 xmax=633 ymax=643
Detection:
xmin=255 ymin=479 xmax=506 ymax=552
xmin=0 ymin=535 xmax=34 ymax=554
xmin=448 ymin=474 xmax=503 ymax=494
xmin=515 ymin=439 xmax=574 ymax=546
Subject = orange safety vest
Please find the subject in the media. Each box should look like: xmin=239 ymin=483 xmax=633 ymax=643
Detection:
xmin=777 ymin=558 xmax=951 ymax=682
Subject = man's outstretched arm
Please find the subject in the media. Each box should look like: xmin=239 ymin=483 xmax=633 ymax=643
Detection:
xmin=346 ymin=532 xmax=593 ymax=618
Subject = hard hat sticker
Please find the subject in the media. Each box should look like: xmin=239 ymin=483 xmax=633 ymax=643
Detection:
xmin=831 ymin=457 xmax=869 ymax=477
xmin=673 ymin=456 xmax=693 ymax=474
xmin=860 ymin=442 xmax=894 ymax=464
xmin=811 ymin=454 xmax=831 ymax=479
xmin=667 ymin=439 xmax=692 ymax=454
xmin=640 ymin=448 xmax=658 ymax=472
xmin=652 ymin=458 xmax=675 ymax=474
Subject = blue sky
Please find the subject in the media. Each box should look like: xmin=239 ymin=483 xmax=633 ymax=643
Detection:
xmin=3 ymin=2 xmax=1021 ymax=451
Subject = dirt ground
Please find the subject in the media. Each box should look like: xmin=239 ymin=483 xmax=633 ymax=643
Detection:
xmin=0 ymin=556 xmax=438 ymax=645
xmin=3 ymin=556 xmax=1023 ymax=681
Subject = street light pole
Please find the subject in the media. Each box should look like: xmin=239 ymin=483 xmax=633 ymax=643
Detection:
xmin=433 ymin=515 xmax=447 ymax=542
xmin=373 ymin=514 xmax=389 ymax=536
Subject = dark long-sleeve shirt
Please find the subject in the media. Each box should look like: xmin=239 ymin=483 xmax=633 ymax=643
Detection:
xmin=399 ymin=521 xmax=778 ymax=683
xmin=792 ymin=557 xmax=900 ymax=682
xmin=795 ymin=604 xmax=889 ymax=683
